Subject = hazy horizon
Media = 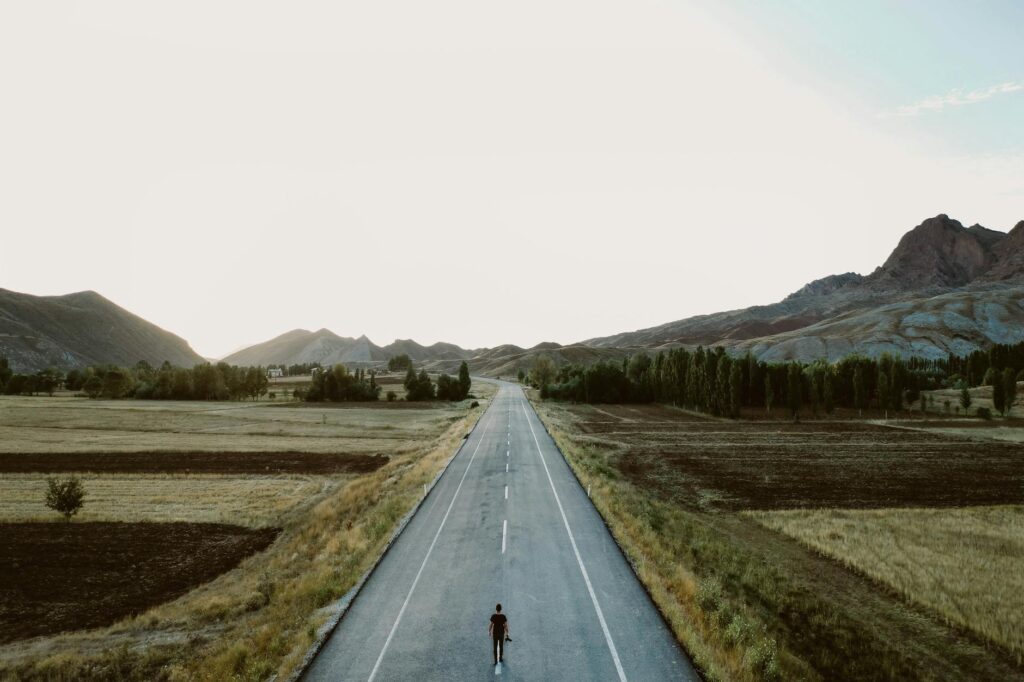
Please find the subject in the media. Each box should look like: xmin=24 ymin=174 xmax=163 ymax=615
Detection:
xmin=4 ymin=1 xmax=1023 ymax=358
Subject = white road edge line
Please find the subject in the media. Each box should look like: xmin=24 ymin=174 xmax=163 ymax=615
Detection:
xmin=366 ymin=410 xmax=495 ymax=682
xmin=521 ymin=398 xmax=628 ymax=682
xmin=502 ymin=519 xmax=508 ymax=553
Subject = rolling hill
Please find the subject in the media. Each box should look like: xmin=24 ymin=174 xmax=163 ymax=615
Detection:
xmin=0 ymin=289 xmax=204 ymax=373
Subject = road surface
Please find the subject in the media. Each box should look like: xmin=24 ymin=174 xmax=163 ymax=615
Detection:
xmin=303 ymin=381 xmax=699 ymax=681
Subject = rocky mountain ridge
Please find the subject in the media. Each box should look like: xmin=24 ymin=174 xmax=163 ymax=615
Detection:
xmin=583 ymin=214 xmax=1024 ymax=360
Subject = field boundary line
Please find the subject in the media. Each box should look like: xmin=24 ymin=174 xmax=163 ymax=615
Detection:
xmin=284 ymin=399 xmax=491 ymax=682
xmin=523 ymin=392 xmax=704 ymax=681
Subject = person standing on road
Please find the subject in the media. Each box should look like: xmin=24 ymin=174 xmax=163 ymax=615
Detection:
xmin=488 ymin=603 xmax=510 ymax=664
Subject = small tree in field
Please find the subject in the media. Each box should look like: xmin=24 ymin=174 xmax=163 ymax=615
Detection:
xmin=45 ymin=477 xmax=85 ymax=520
xmin=959 ymin=385 xmax=972 ymax=413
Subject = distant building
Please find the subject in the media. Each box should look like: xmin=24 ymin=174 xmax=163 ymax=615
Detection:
xmin=267 ymin=367 xmax=284 ymax=378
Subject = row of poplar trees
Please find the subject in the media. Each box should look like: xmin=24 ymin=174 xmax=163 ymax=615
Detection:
xmin=538 ymin=346 xmax=984 ymax=417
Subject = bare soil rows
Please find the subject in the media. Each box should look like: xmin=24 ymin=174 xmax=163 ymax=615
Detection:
xmin=570 ymin=404 xmax=1024 ymax=510
xmin=0 ymin=451 xmax=388 ymax=474
xmin=0 ymin=522 xmax=278 ymax=643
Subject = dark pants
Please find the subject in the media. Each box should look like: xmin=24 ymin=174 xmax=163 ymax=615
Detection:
xmin=493 ymin=635 xmax=504 ymax=662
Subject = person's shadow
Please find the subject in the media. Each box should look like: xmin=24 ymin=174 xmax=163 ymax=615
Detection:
xmin=491 ymin=659 xmax=513 ymax=679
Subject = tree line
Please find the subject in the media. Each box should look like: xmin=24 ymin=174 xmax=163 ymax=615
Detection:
xmin=403 ymin=362 xmax=472 ymax=401
xmin=0 ymin=356 xmax=473 ymax=404
xmin=533 ymin=341 xmax=1024 ymax=418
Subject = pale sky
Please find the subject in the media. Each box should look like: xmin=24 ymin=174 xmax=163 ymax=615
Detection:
xmin=3 ymin=1 xmax=1023 ymax=358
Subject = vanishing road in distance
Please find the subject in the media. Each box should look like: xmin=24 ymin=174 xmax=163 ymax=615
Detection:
xmin=303 ymin=381 xmax=700 ymax=681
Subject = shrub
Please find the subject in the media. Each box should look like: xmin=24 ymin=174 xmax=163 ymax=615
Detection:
xmin=386 ymin=391 xmax=397 ymax=402
xmin=45 ymin=476 xmax=85 ymax=520
xmin=975 ymin=406 xmax=993 ymax=420
xmin=696 ymin=575 xmax=723 ymax=612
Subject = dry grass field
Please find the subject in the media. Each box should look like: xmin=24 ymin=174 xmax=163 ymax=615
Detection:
xmin=751 ymin=506 xmax=1024 ymax=659
xmin=532 ymin=398 xmax=1024 ymax=682
xmin=0 ymin=475 xmax=335 ymax=526
xmin=0 ymin=396 xmax=463 ymax=453
xmin=0 ymin=380 xmax=494 ymax=681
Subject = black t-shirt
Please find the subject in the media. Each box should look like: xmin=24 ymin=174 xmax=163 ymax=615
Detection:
xmin=490 ymin=613 xmax=507 ymax=637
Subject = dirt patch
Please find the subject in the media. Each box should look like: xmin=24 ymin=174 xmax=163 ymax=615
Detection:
xmin=0 ymin=522 xmax=279 ymax=643
xmin=565 ymin=404 xmax=1024 ymax=510
xmin=0 ymin=452 xmax=388 ymax=474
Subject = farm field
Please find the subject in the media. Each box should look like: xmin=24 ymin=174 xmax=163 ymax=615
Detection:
xmin=532 ymin=399 xmax=1024 ymax=682
xmin=0 ymin=396 xmax=460 ymax=453
xmin=751 ymin=506 xmax=1024 ymax=658
xmin=0 ymin=522 xmax=278 ymax=643
xmin=0 ymin=381 xmax=493 ymax=681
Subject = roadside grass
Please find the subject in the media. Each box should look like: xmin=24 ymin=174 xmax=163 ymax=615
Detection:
xmin=531 ymin=399 xmax=1024 ymax=682
xmin=751 ymin=505 xmax=1024 ymax=661
xmin=0 ymin=390 xmax=490 ymax=681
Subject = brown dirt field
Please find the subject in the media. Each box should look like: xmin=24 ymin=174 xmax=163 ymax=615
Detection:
xmin=0 ymin=451 xmax=388 ymax=474
xmin=0 ymin=522 xmax=279 ymax=643
xmin=566 ymin=403 xmax=1024 ymax=510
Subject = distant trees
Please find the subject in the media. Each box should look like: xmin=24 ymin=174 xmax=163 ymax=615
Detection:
xmin=728 ymin=363 xmax=742 ymax=418
xmin=437 ymin=362 xmax=473 ymax=401
xmin=1004 ymin=368 xmax=1017 ymax=416
xmin=45 ymin=477 xmax=85 ymax=521
xmin=536 ymin=343 xmax=1004 ymax=420
xmin=529 ymin=355 xmax=557 ymax=391
xmin=458 ymin=361 xmax=471 ymax=398
xmin=993 ymin=373 xmax=1006 ymax=415
xmin=388 ymin=354 xmax=414 ymax=372
xmin=306 ymin=365 xmax=380 ymax=402
xmin=404 ymin=368 xmax=436 ymax=401
xmin=786 ymin=363 xmax=802 ymax=419
xmin=0 ymin=361 xmax=65 ymax=396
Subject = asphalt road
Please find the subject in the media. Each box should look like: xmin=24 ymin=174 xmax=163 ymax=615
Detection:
xmin=303 ymin=382 xmax=700 ymax=681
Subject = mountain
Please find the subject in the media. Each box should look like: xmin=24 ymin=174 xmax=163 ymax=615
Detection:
xmin=977 ymin=221 xmax=1024 ymax=283
xmin=221 ymin=329 xmax=474 ymax=368
xmin=583 ymin=214 xmax=1024 ymax=361
xmin=0 ymin=288 xmax=204 ymax=372
xmin=863 ymin=215 xmax=1004 ymax=290
xmin=729 ymin=287 xmax=1024 ymax=362
xmin=466 ymin=342 xmax=630 ymax=378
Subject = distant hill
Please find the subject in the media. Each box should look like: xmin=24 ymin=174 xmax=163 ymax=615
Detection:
xmin=223 ymin=330 xmax=630 ymax=378
xmin=0 ymin=288 xmax=204 ymax=373
xmin=583 ymin=214 xmax=1024 ymax=361
xmin=222 ymin=329 xmax=475 ymax=368
xmin=465 ymin=342 xmax=630 ymax=378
